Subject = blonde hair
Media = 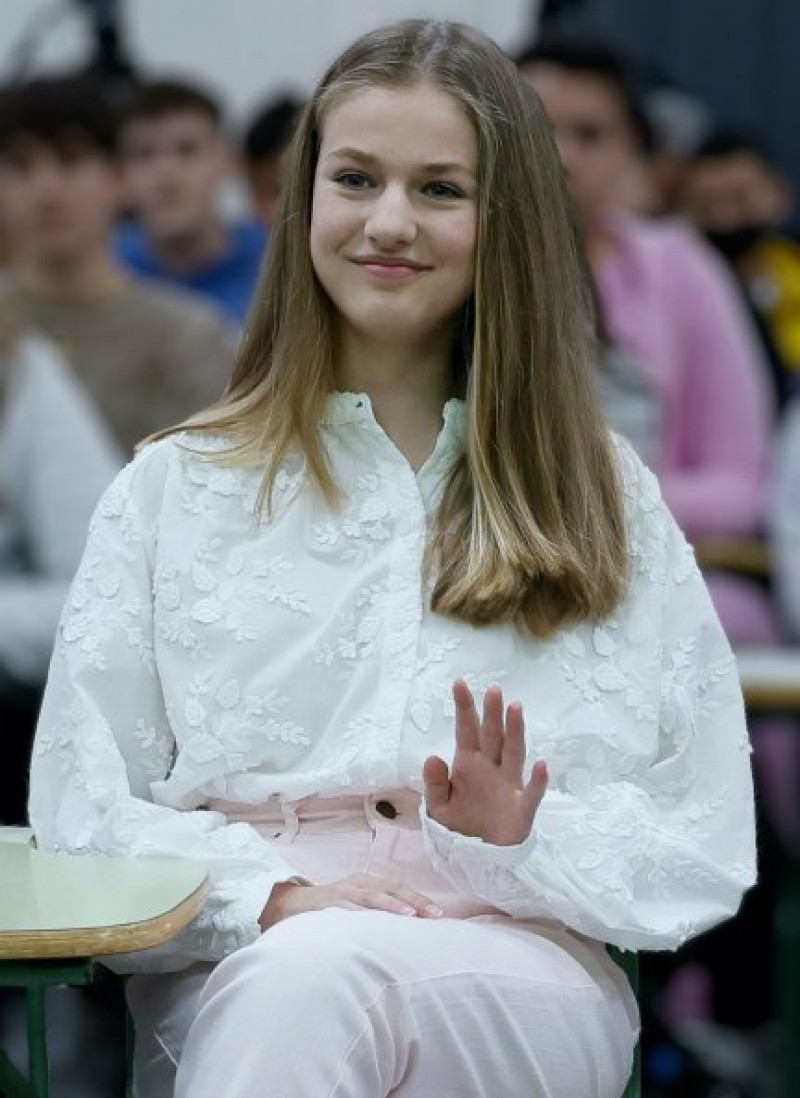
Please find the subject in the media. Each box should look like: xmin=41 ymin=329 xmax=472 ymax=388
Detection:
xmin=163 ymin=19 xmax=628 ymax=635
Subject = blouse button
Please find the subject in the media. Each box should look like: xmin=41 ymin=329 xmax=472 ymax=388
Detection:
xmin=375 ymin=800 xmax=397 ymax=820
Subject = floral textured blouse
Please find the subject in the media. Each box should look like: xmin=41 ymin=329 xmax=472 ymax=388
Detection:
xmin=29 ymin=393 xmax=756 ymax=969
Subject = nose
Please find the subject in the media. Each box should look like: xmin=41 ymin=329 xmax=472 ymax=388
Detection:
xmin=364 ymin=184 xmax=417 ymax=248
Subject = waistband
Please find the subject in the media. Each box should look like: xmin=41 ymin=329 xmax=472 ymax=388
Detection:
xmin=206 ymin=790 xmax=423 ymax=838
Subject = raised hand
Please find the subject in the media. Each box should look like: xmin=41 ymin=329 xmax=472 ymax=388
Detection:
xmin=423 ymin=680 xmax=548 ymax=846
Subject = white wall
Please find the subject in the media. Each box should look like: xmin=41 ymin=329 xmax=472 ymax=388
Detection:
xmin=0 ymin=0 xmax=540 ymax=127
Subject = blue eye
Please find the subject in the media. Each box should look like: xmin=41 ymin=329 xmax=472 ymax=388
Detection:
xmin=424 ymin=181 xmax=463 ymax=199
xmin=335 ymin=171 xmax=372 ymax=190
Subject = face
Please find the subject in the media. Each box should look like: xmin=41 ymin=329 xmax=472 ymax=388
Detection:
xmin=310 ymin=84 xmax=477 ymax=353
xmin=681 ymin=153 xmax=789 ymax=232
xmin=121 ymin=111 xmax=229 ymax=242
xmin=0 ymin=137 xmax=120 ymax=266
xmin=520 ymin=64 xmax=639 ymax=224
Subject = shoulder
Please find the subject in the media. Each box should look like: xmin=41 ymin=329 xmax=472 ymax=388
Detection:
xmin=108 ymin=431 xmax=246 ymax=513
xmin=610 ymin=433 xmax=690 ymax=584
xmin=124 ymin=279 xmax=236 ymax=340
xmin=616 ymin=215 xmax=728 ymax=285
xmin=611 ymin=432 xmax=662 ymax=510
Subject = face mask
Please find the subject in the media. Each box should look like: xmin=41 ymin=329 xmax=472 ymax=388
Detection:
xmin=705 ymin=224 xmax=769 ymax=261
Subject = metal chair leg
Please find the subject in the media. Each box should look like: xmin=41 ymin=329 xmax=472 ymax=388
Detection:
xmin=25 ymin=986 xmax=48 ymax=1098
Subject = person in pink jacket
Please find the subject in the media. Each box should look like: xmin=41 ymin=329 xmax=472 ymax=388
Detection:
xmin=519 ymin=32 xmax=786 ymax=1042
xmin=518 ymin=35 xmax=774 ymax=645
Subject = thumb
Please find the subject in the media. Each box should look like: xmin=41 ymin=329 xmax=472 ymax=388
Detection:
xmin=423 ymin=755 xmax=451 ymax=812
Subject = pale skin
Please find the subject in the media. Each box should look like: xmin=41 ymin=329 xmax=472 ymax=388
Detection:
xmin=260 ymin=84 xmax=549 ymax=931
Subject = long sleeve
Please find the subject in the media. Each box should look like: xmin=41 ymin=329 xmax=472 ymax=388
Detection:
xmin=421 ymin=447 xmax=757 ymax=951
xmin=0 ymin=337 xmax=123 ymax=684
xmin=657 ymin=238 xmax=771 ymax=539
xmin=28 ymin=450 xmax=306 ymax=972
xmin=772 ymin=401 xmax=800 ymax=640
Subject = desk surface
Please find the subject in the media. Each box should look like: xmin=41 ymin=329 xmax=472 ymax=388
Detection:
xmin=0 ymin=838 xmax=208 ymax=959
xmin=694 ymin=538 xmax=771 ymax=577
xmin=737 ymin=646 xmax=800 ymax=709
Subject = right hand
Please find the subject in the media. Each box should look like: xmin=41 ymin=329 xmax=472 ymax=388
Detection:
xmin=259 ymin=873 xmax=444 ymax=931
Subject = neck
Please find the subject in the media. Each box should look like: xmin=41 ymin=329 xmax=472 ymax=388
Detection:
xmin=335 ymin=328 xmax=456 ymax=472
xmin=149 ymin=219 xmax=230 ymax=273
xmin=15 ymin=249 xmax=129 ymax=303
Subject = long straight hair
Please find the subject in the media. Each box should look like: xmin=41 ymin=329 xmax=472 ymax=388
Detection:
xmin=164 ymin=19 xmax=628 ymax=635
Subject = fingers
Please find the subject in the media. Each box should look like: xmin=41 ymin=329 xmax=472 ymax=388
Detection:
xmin=501 ymin=701 xmax=526 ymax=779
xmin=522 ymin=759 xmax=549 ymax=819
xmin=350 ymin=875 xmax=443 ymax=918
xmin=452 ymin=680 xmax=480 ymax=752
xmin=480 ymin=686 xmax=505 ymax=764
xmin=422 ymin=755 xmax=451 ymax=811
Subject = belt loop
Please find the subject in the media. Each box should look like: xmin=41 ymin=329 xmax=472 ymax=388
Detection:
xmin=280 ymin=797 xmax=300 ymax=839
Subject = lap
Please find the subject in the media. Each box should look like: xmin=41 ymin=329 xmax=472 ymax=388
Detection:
xmin=135 ymin=912 xmax=639 ymax=1098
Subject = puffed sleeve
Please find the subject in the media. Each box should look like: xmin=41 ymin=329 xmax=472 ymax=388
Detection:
xmin=28 ymin=442 xmax=305 ymax=972
xmin=421 ymin=442 xmax=757 ymax=951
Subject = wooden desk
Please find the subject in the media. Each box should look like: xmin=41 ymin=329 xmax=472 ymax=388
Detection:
xmin=695 ymin=538 xmax=771 ymax=578
xmin=737 ymin=646 xmax=800 ymax=709
xmin=0 ymin=834 xmax=208 ymax=1098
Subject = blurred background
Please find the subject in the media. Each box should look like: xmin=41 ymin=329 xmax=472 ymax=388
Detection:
xmin=1 ymin=2 xmax=799 ymax=1097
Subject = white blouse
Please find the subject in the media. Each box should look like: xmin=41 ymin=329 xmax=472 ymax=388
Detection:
xmin=29 ymin=393 xmax=756 ymax=969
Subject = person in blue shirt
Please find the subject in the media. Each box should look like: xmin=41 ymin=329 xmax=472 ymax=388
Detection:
xmin=117 ymin=80 xmax=267 ymax=327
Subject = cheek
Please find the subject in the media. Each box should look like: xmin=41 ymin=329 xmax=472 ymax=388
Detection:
xmin=439 ymin=213 xmax=476 ymax=280
xmin=310 ymin=193 xmax=354 ymax=266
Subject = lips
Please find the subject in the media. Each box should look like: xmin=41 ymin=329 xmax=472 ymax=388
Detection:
xmin=351 ymin=253 xmax=430 ymax=278
xmin=351 ymin=255 xmax=429 ymax=272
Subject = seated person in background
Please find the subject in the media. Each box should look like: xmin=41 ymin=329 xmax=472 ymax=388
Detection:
xmin=681 ymin=129 xmax=800 ymax=409
xmin=242 ymin=93 xmax=303 ymax=228
xmin=0 ymin=309 xmax=121 ymax=822
xmin=0 ymin=74 xmax=236 ymax=457
xmin=519 ymin=31 xmax=787 ymax=1043
xmin=117 ymin=80 xmax=267 ymax=326
xmin=517 ymin=35 xmax=774 ymax=643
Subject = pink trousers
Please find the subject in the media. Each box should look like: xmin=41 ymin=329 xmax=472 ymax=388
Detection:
xmin=129 ymin=791 xmax=638 ymax=1098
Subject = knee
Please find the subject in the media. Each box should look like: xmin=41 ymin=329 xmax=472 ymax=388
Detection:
xmin=203 ymin=909 xmax=388 ymax=1015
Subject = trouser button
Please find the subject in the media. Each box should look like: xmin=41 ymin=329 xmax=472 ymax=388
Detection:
xmin=375 ymin=800 xmax=397 ymax=819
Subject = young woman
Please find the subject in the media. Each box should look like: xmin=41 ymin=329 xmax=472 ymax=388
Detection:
xmin=29 ymin=21 xmax=756 ymax=1098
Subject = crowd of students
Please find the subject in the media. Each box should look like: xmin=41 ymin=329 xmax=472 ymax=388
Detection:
xmin=0 ymin=21 xmax=798 ymax=1097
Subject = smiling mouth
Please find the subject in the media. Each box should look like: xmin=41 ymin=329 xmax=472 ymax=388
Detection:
xmin=351 ymin=257 xmax=429 ymax=277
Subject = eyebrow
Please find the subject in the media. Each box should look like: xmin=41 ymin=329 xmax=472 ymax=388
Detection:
xmin=323 ymin=146 xmax=475 ymax=176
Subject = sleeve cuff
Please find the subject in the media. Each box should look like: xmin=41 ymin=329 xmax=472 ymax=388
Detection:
xmin=419 ymin=800 xmax=538 ymax=870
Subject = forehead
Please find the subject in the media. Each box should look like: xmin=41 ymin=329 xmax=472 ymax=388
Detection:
xmin=123 ymin=110 xmax=219 ymax=146
xmin=318 ymin=85 xmax=476 ymax=169
xmin=0 ymin=132 xmax=107 ymax=164
xmin=522 ymin=64 xmax=629 ymax=124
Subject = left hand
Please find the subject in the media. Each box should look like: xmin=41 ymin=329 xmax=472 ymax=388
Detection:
xmin=423 ymin=680 xmax=548 ymax=846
